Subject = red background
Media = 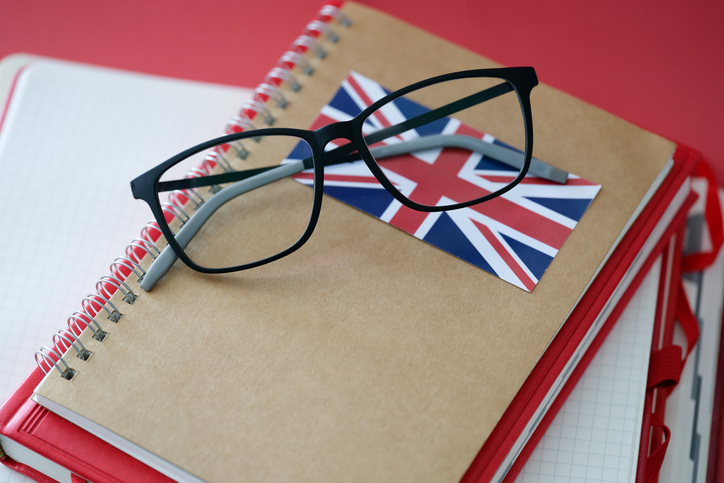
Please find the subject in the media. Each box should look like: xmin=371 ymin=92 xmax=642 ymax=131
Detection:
xmin=1 ymin=0 xmax=723 ymax=183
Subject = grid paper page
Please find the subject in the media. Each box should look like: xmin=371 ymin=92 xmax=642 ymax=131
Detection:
xmin=0 ymin=59 xmax=250 ymax=483
xmin=514 ymin=257 xmax=660 ymax=483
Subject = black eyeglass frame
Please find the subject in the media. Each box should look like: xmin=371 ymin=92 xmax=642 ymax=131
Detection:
xmin=130 ymin=66 xmax=538 ymax=275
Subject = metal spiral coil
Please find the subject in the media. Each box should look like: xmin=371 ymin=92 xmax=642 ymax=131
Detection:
xmin=140 ymin=221 xmax=164 ymax=246
xmin=67 ymin=311 xmax=108 ymax=342
xmin=205 ymin=150 xmax=234 ymax=173
xmin=186 ymin=166 xmax=222 ymax=194
xmin=304 ymin=20 xmax=340 ymax=43
xmin=97 ymin=274 xmax=137 ymax=305
xmin=267 ymin=64 xmax=304 ymax=89
xmin=169 ymin=188 xmax=204 ymax=212
xmin=226 ymin=114 xmax=257 ymax=135
xmin=291 ymin=35 xmax=327 ymax=59
xmin=110 ymin=256 xmax=146 ymax=283
xmin=243 ymin=99 xmax=275 ymax=126
xmin=35 ymin=346 xmax=76 ymax=380
xmin=81 ymin=292 xmax=122 ymax=323
xmin=160 ymin=203 xmax=190 ymax=227
xmin=34 ymin=2 xmax=351 ymax=378
xmin=129 ymin=237 xmax=161 ymax=260
xmin=319 ymin=5 xmax=352 ymax=27
xmin=254 ymin=83 xmax=288 ymax=109
xmin=277 ymin=50 xmax=314 ymax=75
xmin=53 ymin=329 xmax=93 ymax=361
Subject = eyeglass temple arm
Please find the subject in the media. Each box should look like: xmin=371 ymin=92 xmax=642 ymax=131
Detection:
xmin=158 ymin=125 xmax=568 ymax=199
xmin=331 ymin=135 xmax=568 ymax=184
xmin=140 ymin=161 xmax=307 ymax=291
xmin=155 ymin=163 xmax=306 ymax=193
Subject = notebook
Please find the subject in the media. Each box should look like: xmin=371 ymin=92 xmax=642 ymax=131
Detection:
xmin=511 ymin=163 xmax=724 ymax=482
xmin=12 ymin=2 xmax=700 ymax=482
xmin=0 ymin=54 xmax=251 ymax=482
xmin=515 ymin=254 xmax=662 ymax=482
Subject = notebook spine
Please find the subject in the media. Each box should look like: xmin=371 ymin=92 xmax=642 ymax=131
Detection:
xmin=34 ymin=2 xmax=352 ymax=379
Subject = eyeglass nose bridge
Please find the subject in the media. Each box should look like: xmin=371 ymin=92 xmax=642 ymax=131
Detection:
xmin=313 ymin=119 xmax=371 ymax=169
xmin=315 ymin=119 xmax=361 ymax=151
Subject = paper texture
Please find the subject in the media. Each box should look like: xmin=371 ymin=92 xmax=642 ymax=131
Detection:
xmin=34 ymin=3 xmax=676 ymax=482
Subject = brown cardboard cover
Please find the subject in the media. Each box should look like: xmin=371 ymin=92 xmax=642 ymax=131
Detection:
xmin=35 ymin=3 xmax=675 ymax=482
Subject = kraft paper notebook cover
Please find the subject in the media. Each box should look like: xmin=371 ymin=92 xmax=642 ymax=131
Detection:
xmin=25 ymin=2 xmax=696 ymax=482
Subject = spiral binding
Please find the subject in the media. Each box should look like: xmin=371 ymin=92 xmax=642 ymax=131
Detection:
xmin=53 ymin=329 xmax=93 ymax=361
xmin=244 ymin=99 xmax=275 ymax=126
xmin=277 ymin=52 xmax=314 ymax=75
xmin=35 ymin=346 xmax=76 ymax=380
xmin=264 ymin=66 xmax=302 ymax=93
xmin=110 ymin=256 xmax=145 ymax=283
xmin=97 ymin=274 xmax=137 ymax=305
xmin=67 ymin=311 xmax=108 ymax=342
xmin=35 ymin=2 xmax=351 ymax=378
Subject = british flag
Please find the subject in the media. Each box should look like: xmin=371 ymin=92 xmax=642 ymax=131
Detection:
xmin=286 ymin=72 xmax=600 ymax=291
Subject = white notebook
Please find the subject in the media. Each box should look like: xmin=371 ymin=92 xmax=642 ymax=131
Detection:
xmin=0 ymin=55 xmax=251 ymax=482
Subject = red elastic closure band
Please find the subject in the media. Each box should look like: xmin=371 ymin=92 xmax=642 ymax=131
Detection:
xmin=643 ymin=277 xmax=701 ymax=481
xmin=647 ymin=345 xmax=683 ymax=389
xmin=646 ymin=420 xmax=672 ymax=483
xmin=677 ymin=279 xmax=700 ymax=364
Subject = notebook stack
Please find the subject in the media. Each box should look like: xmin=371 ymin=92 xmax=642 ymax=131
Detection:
xmin=1 ymin=3 xmax=721 ymax=482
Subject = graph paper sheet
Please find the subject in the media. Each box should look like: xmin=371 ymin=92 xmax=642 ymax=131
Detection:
xmin=514 ymin=256 xmax=661 ymax=483
xmin=0 ymin=57 xmax=251 ymax=483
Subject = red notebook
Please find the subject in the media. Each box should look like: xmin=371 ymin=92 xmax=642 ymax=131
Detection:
xmin=0 ymin=176 xmax=701 ymax=483
xmin=0 ymin=2 xmax=703 ymax=482
xmin=0 ymin=369 xmax=173 ymax=483
xmin=474 ymin=147 xmax=697 ymax=482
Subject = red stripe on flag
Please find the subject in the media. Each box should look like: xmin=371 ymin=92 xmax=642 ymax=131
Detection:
xmin=323 ymin=175 xmax=381 ymax=185
xmin=476 ymin=175 xmax=595 ymax=186
xmin=474 ymin=220 xmax=536 ymax=291
xmin=389 ymin=204 xmax=433 ymax=235
xmin=346 ymin=75 xmax=405 ymax=144
xmin=346 ymin=75 xmax=386 ymax=124
xmin=310 ymin=114 xmax=337 ymax=130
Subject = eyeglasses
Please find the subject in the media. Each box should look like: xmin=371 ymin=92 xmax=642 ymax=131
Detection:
xmin=131 ymin=67 xmax=564 ymax=290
